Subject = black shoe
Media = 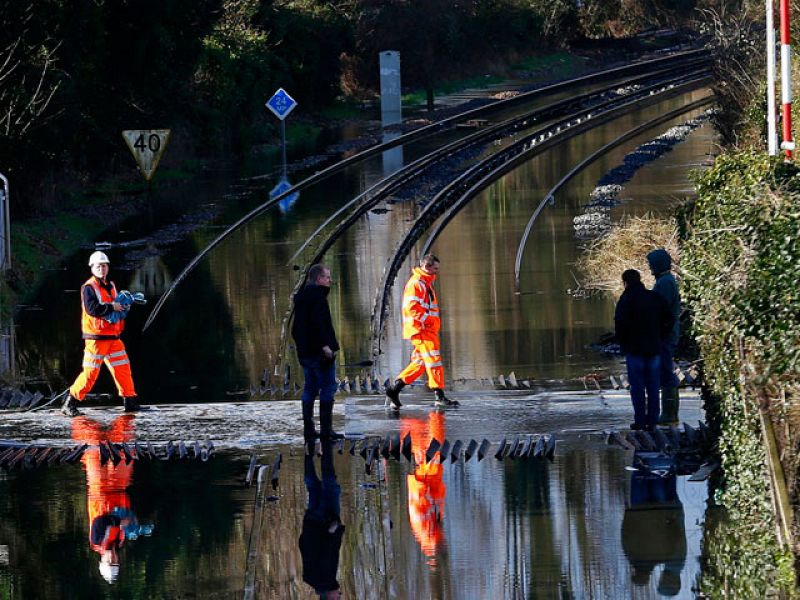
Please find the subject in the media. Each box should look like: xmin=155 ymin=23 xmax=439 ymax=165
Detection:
xmin=433 ymin=389 xmax=459 ymax=408
xmin=61 ymin=394 xmax=82 ymax=417
xmin=123 ymin=397 xmax=142 ymax=412
xmin=321 ymin=430 xmax=345 ymax=441
xmin=385 ymin=379 xmax=405 ymax=409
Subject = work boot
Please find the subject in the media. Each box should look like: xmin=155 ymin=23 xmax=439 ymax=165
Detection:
xmin=319 ymin=402 xmax=344 ymax=441
xmin=61 ymin=394 xmax=82 ymax=417
xmin=123 ymin=396 xmax=142 ymax=412
xmin=657 ymin=388 xmax=680 ymax=426
xmin=302 ymin=401 xmax=320 ymax=440
xmin=384 ymin=379 xmax=405 ymax=410
xmin=433 ymin=388 xmax=460 ymax=408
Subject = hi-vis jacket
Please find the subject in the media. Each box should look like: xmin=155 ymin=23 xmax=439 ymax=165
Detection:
xmin=81 ymin=277 xmax=124 ymax=339
xmin=402 ymin=267 xmax=440 ymax=339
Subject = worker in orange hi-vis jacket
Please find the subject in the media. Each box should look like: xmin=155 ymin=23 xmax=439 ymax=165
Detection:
xmin=62 ymin=251 xmax=143 ymax=417
xmin=402 ymin=411 xmax=447 ymax=562
xmin=72 ymin=415 xmax=152 ymax=585
xmin=384 ymin=254 xmax=459 ymax=410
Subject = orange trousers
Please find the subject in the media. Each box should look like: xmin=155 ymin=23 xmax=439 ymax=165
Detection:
xmin=396 ymin=333 xmax=445 ymax=389
xmin=70 ymin=339 xmax=137 ymax=400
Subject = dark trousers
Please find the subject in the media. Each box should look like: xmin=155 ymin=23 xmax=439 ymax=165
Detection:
xmin=300 ymin=357 xmax=337 ymax=406
xmin=626 ymin=354 xmax=661 ymax=427
xmin=659 ymin=340 xmax=679 ymax=388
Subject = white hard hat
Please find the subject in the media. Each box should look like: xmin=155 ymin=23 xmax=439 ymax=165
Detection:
xmin=98 ymin=560 xmax=120 ymax=583
xmin=89 ymin=251 xmax=110 ymax=267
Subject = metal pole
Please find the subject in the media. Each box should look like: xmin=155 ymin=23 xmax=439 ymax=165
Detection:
xmin=780 ymin=0 xmax=794 ymax=158
xmin=280 ymin=119 xmax=287 ymax=178
xmin=0 ymin=172 xmax=9 ymax=272
xmin=767 ymin=0 xmax=778 ymax=155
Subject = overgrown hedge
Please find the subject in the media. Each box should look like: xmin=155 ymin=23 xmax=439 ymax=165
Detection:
xmin=682 ymin=150 xmax=799 ymax=596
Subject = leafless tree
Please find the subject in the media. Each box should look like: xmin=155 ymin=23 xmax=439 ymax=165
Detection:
xmin=0 ymin=8 xmax=61 ymax=140
xmin=696 ymin=2 xmax=764 ymax=145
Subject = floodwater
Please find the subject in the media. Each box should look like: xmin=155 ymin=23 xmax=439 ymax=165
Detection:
xmin=1 ymin=87 xmax=719 ymax=598
xmin=0 ymin=419 xmax=708 ymax=599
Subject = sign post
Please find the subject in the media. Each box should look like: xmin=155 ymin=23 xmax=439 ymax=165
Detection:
xmin=121 ymin=129 xmax=171 ymax=181
xmin=0 ymin=172 xmax=9 ymax=272
xmin=265 ymin=88 xmax=298 ymax=177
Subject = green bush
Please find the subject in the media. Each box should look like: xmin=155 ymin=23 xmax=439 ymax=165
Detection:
xmin=683 ymin=150 xmax=800 ymax=597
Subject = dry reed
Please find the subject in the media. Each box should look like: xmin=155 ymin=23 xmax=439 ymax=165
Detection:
xmin=575 ymin=213 xmax=680 ymax=297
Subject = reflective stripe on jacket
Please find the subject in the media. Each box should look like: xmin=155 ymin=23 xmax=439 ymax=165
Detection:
xmin=402 ymin=267 xmax=440 ymax=339
xmin=81 ymin=277 xmax=124 ymax=339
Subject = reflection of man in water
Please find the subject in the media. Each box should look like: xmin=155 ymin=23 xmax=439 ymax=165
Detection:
xmin=299 ymin=441 xmax=344 ymax=599
xmin=621 ymin=470 xmax=687 ymax=596
xmin=402 ymin=411 xmax=447 ymax=562
xmin=72 ymin=415 xmax=152 ymax=584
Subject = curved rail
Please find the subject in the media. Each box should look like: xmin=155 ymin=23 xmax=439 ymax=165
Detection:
xmin=290 ymin=57 xmax=710 ymax=270
xmin=512 ymin=96 xmax=714 ymax=290
xmin=143 ymin=50 xmax=708 ymax=331
xmin=370 ymin=74 xmax=712 ymax=354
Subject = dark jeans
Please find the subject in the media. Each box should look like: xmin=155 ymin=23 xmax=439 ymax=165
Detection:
xmin=659 ymin=340 xmax=679 ymax=388
xmin=626 ymin=354 xmax=661 ymax=427
xmin=299 ymin=357 xmax=337 ymax=406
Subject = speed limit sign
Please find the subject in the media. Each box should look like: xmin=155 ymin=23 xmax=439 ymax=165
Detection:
xmin=122 ymin=129 xmax=171 ymax=181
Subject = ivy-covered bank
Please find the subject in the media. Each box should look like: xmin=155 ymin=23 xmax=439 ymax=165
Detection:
xmin=683 ymin=151 xmax=799 ymax=596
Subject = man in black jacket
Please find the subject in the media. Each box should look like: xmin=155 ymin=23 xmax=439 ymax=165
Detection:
xmin=292 ymin=264 xmax=343 ymax=440
xmin=614 ymin=269 xmax=673 ymax=430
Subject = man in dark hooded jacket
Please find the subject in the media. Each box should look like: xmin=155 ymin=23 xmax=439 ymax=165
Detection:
xmin=615 ymin=269 xmax=674 ymax=430
xmin=292 ymin=264 xmax=342 ymax=440
xmin=647 ymin=249 xmax=682 ymax=425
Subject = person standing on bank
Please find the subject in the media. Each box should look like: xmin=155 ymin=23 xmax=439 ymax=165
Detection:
xmin=614 ymin=269 xmax=673 ymax=430
xmin=385 ymin=254 xmax=459 ymax=410
xmin=292 ymin=264 xmax=343 ymax=441
xmin=62 ymin=251 xmax=142 ymax=417
xmin=647 ymin=249 xmax=682 ymax=426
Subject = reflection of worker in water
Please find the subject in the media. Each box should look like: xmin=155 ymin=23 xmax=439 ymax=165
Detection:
xmin=299 ymin=441 xmax=344 ymax=599
xmin=621 ymin=471 xmax=686 ymax=596
xmin=72 ymin=415 xmax=153 ymax=584
xmin=402 ymin=411 xmax=447 ymax=561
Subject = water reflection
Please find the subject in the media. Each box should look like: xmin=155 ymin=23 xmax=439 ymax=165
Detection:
xmin=71 ymin=415 xmax=154 ymax=584
xmin=622 ymin=470 xmax=686 ymax=597
xmin=300 ymin=441 xmax=344 ymax=599
xmin=0 ymin=315 xmax=15 ymax=380
xmin=402 ymin=411 xmax=447 ymax=566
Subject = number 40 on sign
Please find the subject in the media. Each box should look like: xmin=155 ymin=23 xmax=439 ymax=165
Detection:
xmin=122 ymin=129 xmax=171 ymax=181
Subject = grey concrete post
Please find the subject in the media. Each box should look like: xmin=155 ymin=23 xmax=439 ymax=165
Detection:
xmin=0 ymin=173 xmax=9 ymax=272
xmin=379 ymin=51 xmax=403 ymax=174
xmin=379 ymin=51 xmax=402 ymax=126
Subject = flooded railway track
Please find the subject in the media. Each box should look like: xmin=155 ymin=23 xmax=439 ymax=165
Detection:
xmin=270 ymin=57 xmax=712 ymax=372
xmin=367 ymin=74 xmax=712 ymax=355
xmin=143 ymin=48 xmax=709 ymax=333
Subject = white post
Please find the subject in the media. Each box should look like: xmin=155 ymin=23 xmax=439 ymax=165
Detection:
xmin=767 ymin=0 xmax=778 ymax=155
xmin=0 ymin=172 xmax=9 ymax=271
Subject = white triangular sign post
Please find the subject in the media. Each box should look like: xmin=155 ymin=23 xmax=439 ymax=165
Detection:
xmin=121 ymin=129 xmax=171 ymax=181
